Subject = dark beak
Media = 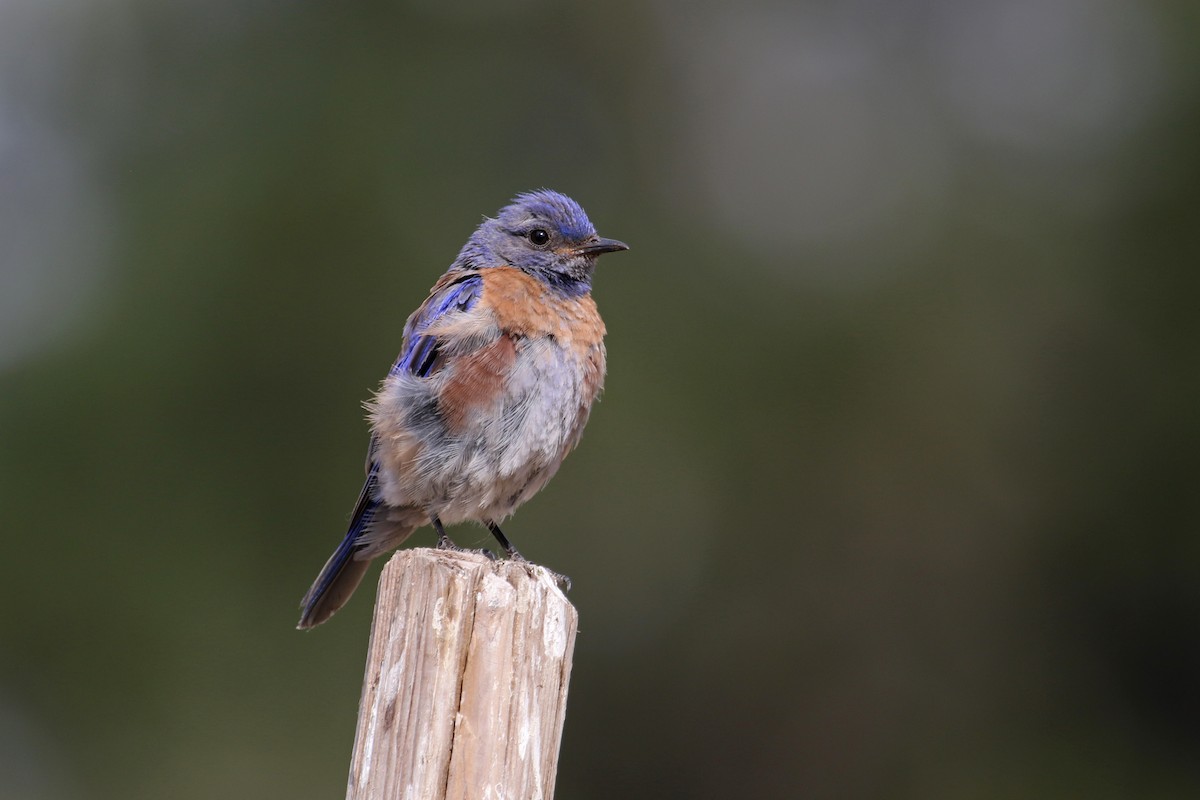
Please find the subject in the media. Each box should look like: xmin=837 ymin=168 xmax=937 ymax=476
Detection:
xmin=575 ymin=236 xmax=630 ymax=257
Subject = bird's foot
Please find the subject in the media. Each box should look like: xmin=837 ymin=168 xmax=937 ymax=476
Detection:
xmin=544 ymin=567 xmax=572 ymax=592
xmin=481 ymin=521 xmax=570 ymax=589
xmin=517 ymin=559 xmax=572 ymax=592
xmin=432 ymin=515 xmax=497 ymax=560
xmin=435 ymin=534 xmax=497 ymax=560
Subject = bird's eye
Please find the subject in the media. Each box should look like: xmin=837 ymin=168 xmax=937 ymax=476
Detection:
xmin=528 ymin=228 xmax=550 ymax=246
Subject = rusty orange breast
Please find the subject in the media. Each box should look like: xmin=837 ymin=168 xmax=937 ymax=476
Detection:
xmin=480 ymin=267 xmax=606 ymax=348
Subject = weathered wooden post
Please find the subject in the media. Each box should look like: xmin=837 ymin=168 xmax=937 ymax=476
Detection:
xmin=346 ymin=548 xmax=578 ymax=800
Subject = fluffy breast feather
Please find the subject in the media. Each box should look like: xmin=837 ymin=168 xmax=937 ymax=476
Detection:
xmin=366 ymin=266 xmax=606 ymax=523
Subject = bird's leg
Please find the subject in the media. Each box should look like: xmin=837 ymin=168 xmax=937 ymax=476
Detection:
xmin=486 ymin=520 xmax=571 ymax=591
xmin=432 ymin=514 xmax=495 ymax=559
xmin=485 ymin=521 xmax=524 ymax=561
xmin=431 ymin=514 xmax=457 ymax=550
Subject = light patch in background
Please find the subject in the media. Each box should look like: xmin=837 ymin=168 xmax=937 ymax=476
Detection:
xmin=657 ymin=3 xmax=952 ymax=271
xmin=931 ymin=0 xmax=1163 ymax=158
xmin=405 ymin=0 xmax=542 ymax=22
xmin=0 ymin=1 xmax=112 ymax=374
xmin=654 ymin=0 xmax=1165 ymax=281
xmin=0 ymin=690 xmax=77 ymax=800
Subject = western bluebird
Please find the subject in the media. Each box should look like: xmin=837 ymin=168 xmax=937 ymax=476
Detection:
xmin=297 ymin=190 xmax=628 ymax=629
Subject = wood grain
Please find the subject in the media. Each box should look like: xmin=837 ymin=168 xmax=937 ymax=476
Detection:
xmin=346 ymin=549 xmax=578 ymax=800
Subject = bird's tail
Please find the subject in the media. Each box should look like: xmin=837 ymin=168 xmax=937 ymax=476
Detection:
xmin=296 ymin=533 xmax=374 ymax=630
xmin=299 ymin=459 xmax=424 ymax=628
xmin=296 ymin=558 xmax=367 ymax=629
xmin=297 ymin=508 xmax=422 ymax=629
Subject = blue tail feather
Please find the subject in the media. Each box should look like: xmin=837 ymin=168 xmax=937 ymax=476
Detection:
xmin=297 ymin=467 xmax=382 ymax=629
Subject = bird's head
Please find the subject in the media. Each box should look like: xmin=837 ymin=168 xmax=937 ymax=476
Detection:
xmin=456 ymin=190 xmax=628 ymax=293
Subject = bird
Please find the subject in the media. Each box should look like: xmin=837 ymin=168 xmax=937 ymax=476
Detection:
xmin=297 ymin=190 xmax=628 ymax=629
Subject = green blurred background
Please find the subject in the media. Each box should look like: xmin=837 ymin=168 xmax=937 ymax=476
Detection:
xmin=2 ymin=1 xmax=1198 ymax=798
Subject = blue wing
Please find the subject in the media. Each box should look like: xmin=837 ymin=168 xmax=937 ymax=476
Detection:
xmin=297 ymin=272 xmax=484 ymax=628
xmin=392 ymin=273 xmax=484 ymax=377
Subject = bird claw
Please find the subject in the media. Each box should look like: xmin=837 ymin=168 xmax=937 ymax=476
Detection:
xmin=551 ymin=570 xmax=572 ymax=592
xmin=531 ymin=564 xmax=571 ymax=593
